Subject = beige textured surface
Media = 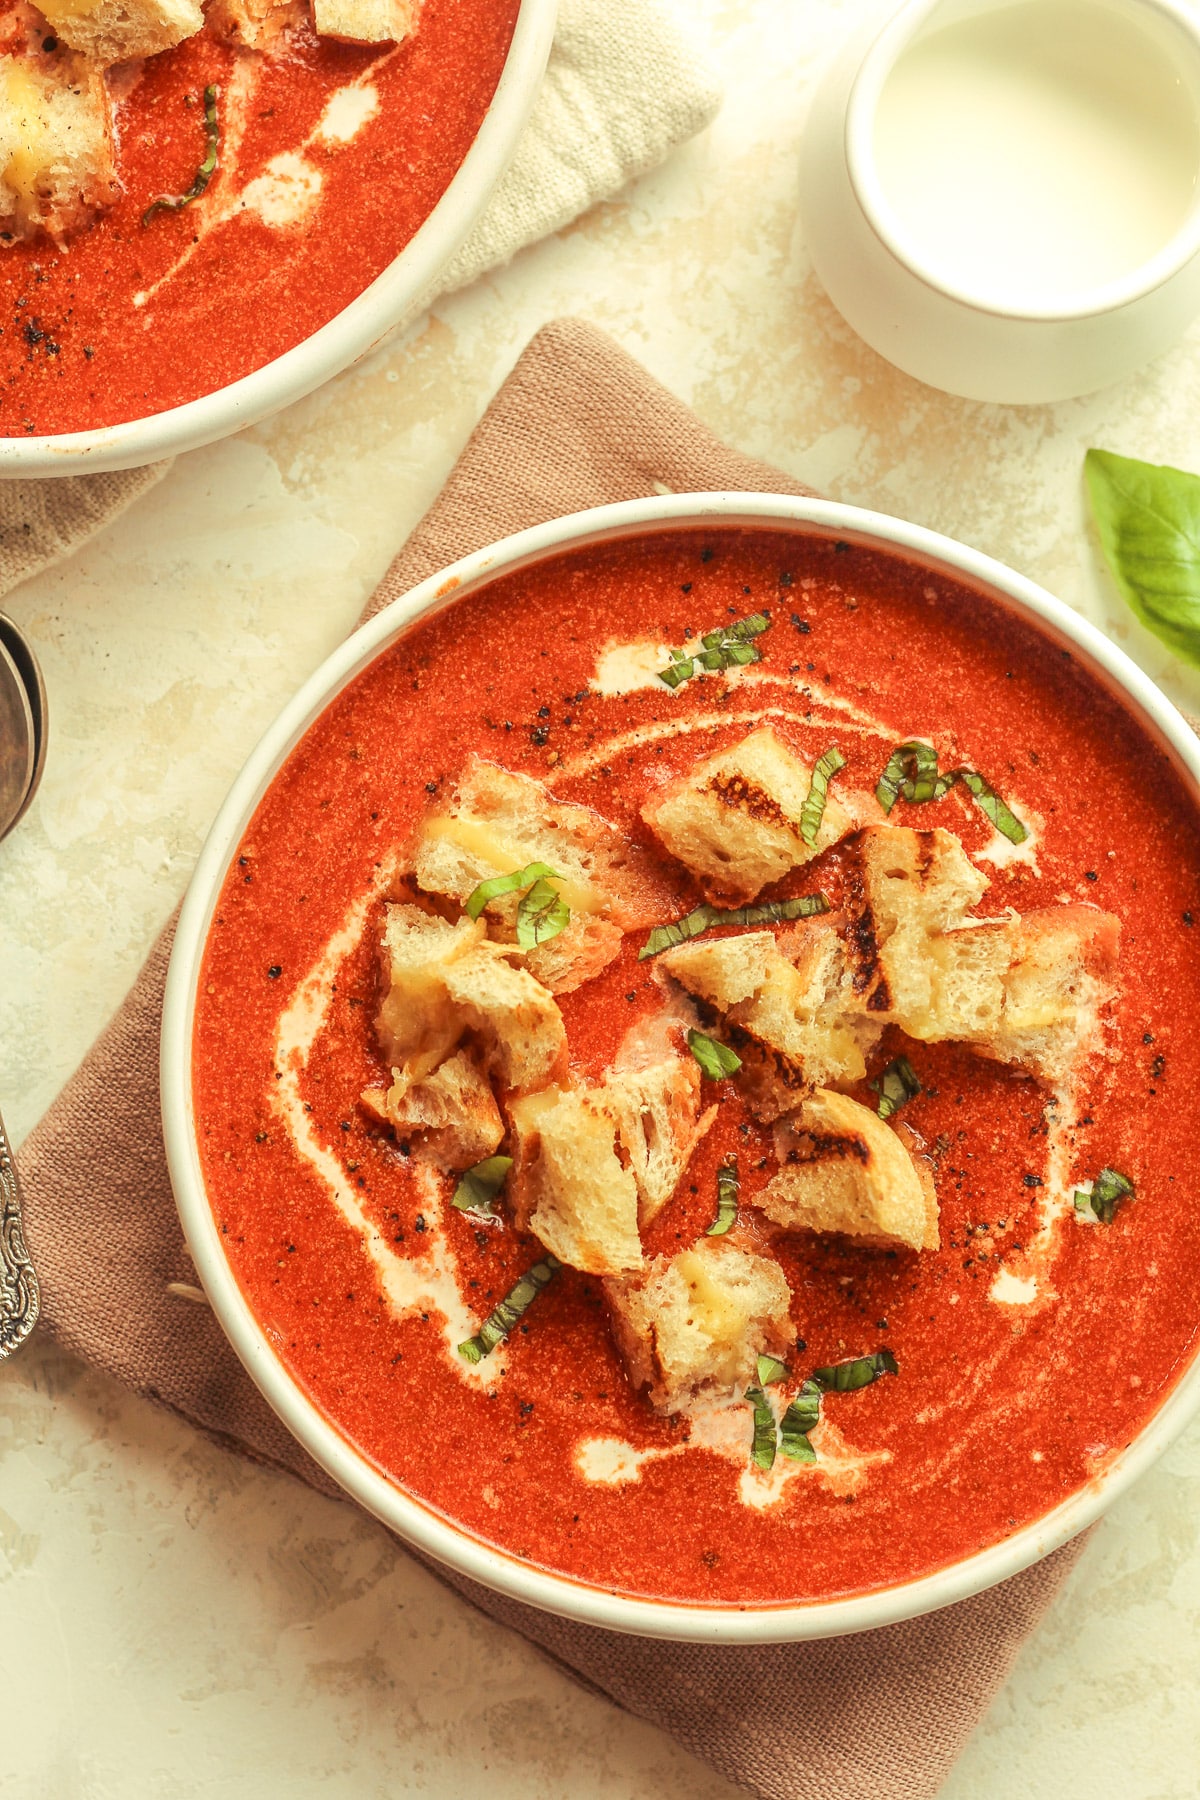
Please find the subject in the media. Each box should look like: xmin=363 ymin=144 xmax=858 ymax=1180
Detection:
xmin=3 ymin=0 xmax=1200 ymax=1795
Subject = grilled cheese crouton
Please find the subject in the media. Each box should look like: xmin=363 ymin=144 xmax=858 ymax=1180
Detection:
xmin=508 ymin=1087 xmax=643 ymax=1275
xmin=36 ymin=0 xmax=202 ymax=66
xmin=312 ymin=0 xmax=419 ymax=41
xmin=376 ymin=904 xmax=479 ymax=1085
xmin=414 ymin=758 xmax=658 ymax=994
xmin=605 ymin=1241 xmax=792 ymax=1413
xmin=841 ymin=824 xmax=988 ymax=1018
xmin=641 ymin=726 xmax=852 ymax=904
xmin=507 ymin=1043 xmax=709 ymax=1266
xmin=659 ymin=925 xmax=878 ymax=1120
xmin=441 ymin=939 xmax=567 ymax=1094
xmin=760 ymin=1089 xmax=939 ymax=1251
xmin=0 ymin=55 xmax=116 ymax=246
xmin=206 ymin=0 xmax=302 ymax=48
xmin=983 ymin=905 xmax=1120 ymax=1086
xmin=376 ymin=902 xmax=566 ymax=1097
xmin=603 ymin=1053 xmax=713 ymax=1228
xmin=375 ymin=1050 xmax=503 ymax=1170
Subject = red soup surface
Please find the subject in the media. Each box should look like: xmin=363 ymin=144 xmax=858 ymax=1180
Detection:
xmin=193 ymin=526 xmax=1200 ymax=1607
xmin=0 ymin=0 xmax=519 ymax=437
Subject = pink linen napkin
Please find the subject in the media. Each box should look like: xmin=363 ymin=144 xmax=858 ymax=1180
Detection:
xmin=19 ymin=317 xmax=1085 ymax=1800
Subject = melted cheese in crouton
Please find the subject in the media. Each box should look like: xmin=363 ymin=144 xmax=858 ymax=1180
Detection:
xmin=641 ymin=726 xmax=852 ymax=904
xmin=604 ymin=1241 xmax=792 ymax=1414
xmin=760 ymin=1089 xmax=939 ymax=1251
xmin=659 ymin=925 xmax=878 ymax=1121
xmin=414 ymin=759 xmax=659 ymax=994
xmin=376 ymin=901 xmax=566 ymax=1097
xmin=0 ymin=55 xmax=117 ymax=247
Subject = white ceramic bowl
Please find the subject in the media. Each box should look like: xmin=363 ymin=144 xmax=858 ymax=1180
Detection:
xmin=800 ymin=0 xmax=1200 ymax=403
xmin=0 ymin=0 xmax=557 ymax=479
xmin=162 ymin=492 xmax=1200 ymax=1641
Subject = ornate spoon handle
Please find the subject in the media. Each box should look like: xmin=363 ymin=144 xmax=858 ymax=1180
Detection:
xmin=0 ymin=1105 xmax=39 ymax=1357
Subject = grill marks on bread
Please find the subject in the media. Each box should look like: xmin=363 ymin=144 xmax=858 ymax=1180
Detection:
xmin=642 ymin=726 xmax=853 ymax=904
xmin=358 ymin=740 xmax=1122 ymax=1419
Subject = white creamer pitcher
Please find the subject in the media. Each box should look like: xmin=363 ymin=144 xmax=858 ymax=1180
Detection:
xmin=801 ymin=0 xmax=1200 ymax=402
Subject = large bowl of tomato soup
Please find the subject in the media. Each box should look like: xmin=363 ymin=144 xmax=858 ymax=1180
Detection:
xmin=0 ymin=0 xmax=555 ymax=475
xmin=162 ymin=493 xmax=1200 ymax=1641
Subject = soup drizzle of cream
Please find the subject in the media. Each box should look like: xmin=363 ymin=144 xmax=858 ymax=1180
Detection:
xmin=271 ymin=870 xmax=499 ymax=1385
xmin=134 ymin=53 xmax=399 ymax=313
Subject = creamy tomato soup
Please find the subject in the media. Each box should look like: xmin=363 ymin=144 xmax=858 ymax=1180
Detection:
xmin=0 ymin=0 xmax=518 ymax=436
xmin=192 ymin=527 xmax=1200 ymax=1606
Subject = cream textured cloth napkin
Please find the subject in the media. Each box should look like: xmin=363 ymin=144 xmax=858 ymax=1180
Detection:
xmin=0 ymin=0 xmax=721 ymax=590
xmin=22 ymin=318 xmax=1087 ymax=1800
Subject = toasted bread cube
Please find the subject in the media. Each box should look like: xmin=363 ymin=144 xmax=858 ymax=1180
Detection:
xmin=379 ymin=1051 xmax=503 ymax=1170
xmin=841 ymin=824 xmax=988 ymax=1018
xmin=375 ymin=904 xmax=481 ymax=1084
xmin=604 ymin=1053 xmax=712 ymax=1228
xmin=442 ymin=940 xmax=567 ymax=1094
xmin=760 ymin=1089 xmax=939 ymax=1252
xmin=312 ymin=0 xmax=419 ymax=42
xmin=917 ymin=921 xmax=1016 ymax=1042
xmin=0 ymin=55 xmax=116 ymax=246
xmin=206 ymin=0 xmax=303 ymax=48
xmin=659 ymin=925 xmax=875 ymax=1121
xmin=987 ymin=905 xmax=1120 ymax=1086
xmin=605 ymin=1241 xmax=792 ymax=1414
xmin=641 ymin=726 xmax=852 ymax=904
xmin=36 ymin=0 xmax=202 ymax=65
xmin=415 ymin=758 xmax=657 ymax=994
xmin=508 ymin=1087 xmax=643 ymax=1275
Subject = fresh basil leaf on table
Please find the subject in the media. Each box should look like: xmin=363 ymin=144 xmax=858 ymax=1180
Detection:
xmin=1086 ymin=447 xmax=1200 ymax=668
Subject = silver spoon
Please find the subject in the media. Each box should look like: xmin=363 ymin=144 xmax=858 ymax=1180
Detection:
xmin=0 ymin=612 xmax=47 ymax=841
xmin=0 ymin=1108 xmax=38 ymax=1357
xmin=0 ymin=614 xmax=45 ymax=1354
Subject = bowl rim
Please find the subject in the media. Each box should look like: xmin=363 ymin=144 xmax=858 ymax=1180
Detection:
xmin=0 ymin=0 xmax=558 ymax=478
xmin=845 ymin=0 xmax=1200 ymax=324
xmin=162 ymin=489 xmax=1200 ymax=1642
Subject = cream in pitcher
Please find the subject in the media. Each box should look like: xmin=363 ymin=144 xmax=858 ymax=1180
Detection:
xmin=872 ymin=0 xmax=1200 ymax=308
xmin=801 ymin=0 xmax=1200 ymax=400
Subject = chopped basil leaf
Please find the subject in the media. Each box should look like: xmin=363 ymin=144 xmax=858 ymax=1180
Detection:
xmin=876 ymin=739 xmax=939 ymax=813
xmin=756 ymin=1353 xmax=789 ymax=1386
xmin=657 ymin=611 xmax=771 ymax=688
xmin=745 ymin=1384 xmax=777 ymax=1470
xmin=875 ymin=741 xmax=1027 ymax=843
xmin=799 ymin=745 xmax=847 ymax=846
xmin=779 ymin=1378 xmax=822 ymax=1461
xmin=639 ymin=892 xmax=829 ymax=959
xmin=451 ymin=1154 xmax=513 ymax=1215
xmin=813 ymin=1349 xmax=899 ymax=1392
xmin=1073 ymin=1166 xmax=1134 ymax=1224
xmin=938 ymin=768 xmax=1028 ymax=845
xmin=465 ymin=861 xmax=558 ymax=920
xmin=143 ymin=85 xmax=220 ymax=222
xmin=516 ymin=876 xmax=571 ymax=949
xmin=687 ymin=1029 xmax=742 ymax=1080
xmin=457 ymin=1252 xmax=561 ymax=1362
xmin=707 ymin=1158 xmax=739 ymax=1235
xmin=868 ymin=1055 xmax=922 ymax=1121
